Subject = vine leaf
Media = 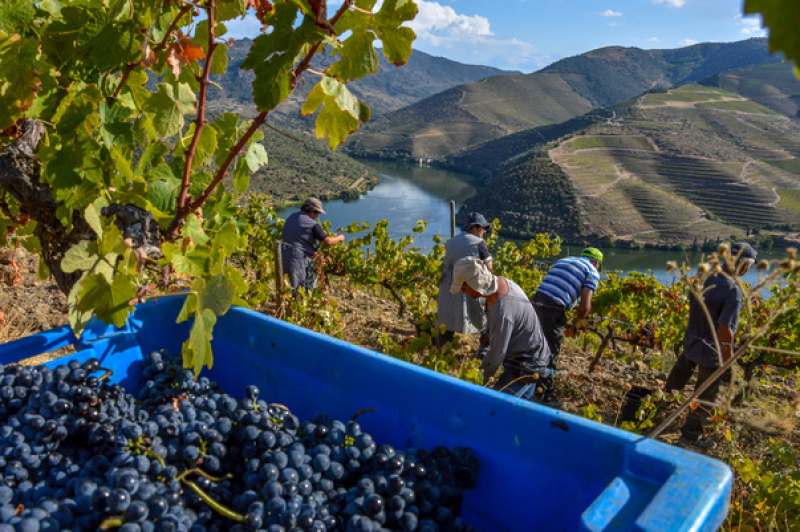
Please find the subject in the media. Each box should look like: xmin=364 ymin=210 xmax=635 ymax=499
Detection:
xmin=245 ymin=142 xmax=268 ymax=172
xmin=145 ymin=82 xmax=197 ymax=138
xmin=62 ymin=241 xmax=99 ymax=274
xmin=302 ymin=76 xmax=369 ymax=148
xmin=77 ymin=272 xmax=138 ymax=327
xmin=0 ymin=31 xmax=59 ymax=130
xmin=166 ymin=37 xmax=207 ymax=78
xmin=200 ymin=274 xmax=235 ymax=316
xmin=184 ymin=215 xmax=210 ymax=245
xmin=745 ymin=0 xmax=800 ymax=76
xmin=183 ymin=308 xmax=217 ymax=375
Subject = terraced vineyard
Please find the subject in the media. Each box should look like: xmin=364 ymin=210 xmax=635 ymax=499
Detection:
xmin=546 ymin=83 xmax=800 ymax=244
xmin=551 ymin=142 xmax=745 ymax=242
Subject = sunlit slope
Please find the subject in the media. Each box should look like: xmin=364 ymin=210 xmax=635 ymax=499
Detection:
xmin=348 ymin=74 xmax=593 ymax=159
xmin=548 ymin=84 xmax=800 ymax=243
xmin=349 ymin=38 xmax=780 ymax=160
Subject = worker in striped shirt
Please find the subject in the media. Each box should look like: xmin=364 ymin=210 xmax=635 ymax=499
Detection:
xmin=531 ymin=248 xmax=603 ymax=370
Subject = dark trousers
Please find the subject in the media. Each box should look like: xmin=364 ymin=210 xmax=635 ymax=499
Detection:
xmin=532 ymin=293 xmax=567 ymax=368
xmin=665 ymin=354 xmax=723 ymax=440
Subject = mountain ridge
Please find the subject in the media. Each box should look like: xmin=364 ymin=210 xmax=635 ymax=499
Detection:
xmin=346 ymin=38 xmax=785 ymax=159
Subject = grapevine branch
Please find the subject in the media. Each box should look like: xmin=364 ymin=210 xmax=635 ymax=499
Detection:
xmin=171 ymin=0 xmax=353 ymax=237
xmin=175 ymin=0 xmax=218 ymax=212
xmin=112 ymin=3 xmax=195 ymax=98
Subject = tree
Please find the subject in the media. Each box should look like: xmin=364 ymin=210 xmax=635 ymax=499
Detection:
xmin=0 ymin=0 xmax=417 ymax=374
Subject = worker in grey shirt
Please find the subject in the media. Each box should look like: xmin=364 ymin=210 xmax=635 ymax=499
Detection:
xmin=664 ymin=242 xmax=757 ymax=449
xmin=450 ymin=257 xmax=559 ymax=407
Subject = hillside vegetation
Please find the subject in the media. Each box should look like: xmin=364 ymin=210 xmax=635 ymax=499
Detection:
xmin=704 ymin=62 xmax=800 ymax=118
xmin=242 ymin=126 xmax=380 ymax=202
xmin=459 ymin=83 xmax=800 ymax=246
xmin=347 ymin=38 xmax=782 ymax=159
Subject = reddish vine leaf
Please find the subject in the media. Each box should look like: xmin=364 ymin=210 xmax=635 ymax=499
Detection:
xmin=246 ymin=0 xmax=274 ymax=26
xmin=166 ymin=37 xmax=206 ymax=77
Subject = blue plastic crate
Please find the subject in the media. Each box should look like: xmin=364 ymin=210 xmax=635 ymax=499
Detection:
xmin=0 ymin=298 xmax=732 ymax=532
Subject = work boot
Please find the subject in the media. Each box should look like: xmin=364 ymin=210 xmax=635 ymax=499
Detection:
xmin=678 ymin=435 xmax=716 ymax=450
xmin=536 ymin=376 xmax=564 ymax=409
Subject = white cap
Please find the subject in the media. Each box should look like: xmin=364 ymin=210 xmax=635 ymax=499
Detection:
xmin=450 ymin=257 xmax=498 ymax=296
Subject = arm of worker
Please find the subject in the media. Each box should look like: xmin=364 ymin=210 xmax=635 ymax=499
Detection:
xmin=312 ymin=223 xmax=344 ymax=246
xmin=715 ymin=286 xmax=742 ymax=363
xmin=576 ymin=287 xmax=594 ymax=318
xmin=717 ymin=324 xmax=735 ymax=362
xmin=322 ymin=233 xmax=345 ymax=246
xmin=481 ymin=317 xmax=513 ymax=382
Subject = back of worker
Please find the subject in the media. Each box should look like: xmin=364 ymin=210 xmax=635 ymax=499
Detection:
xmin=483 ymin=278 xmax=550 ymax=382
xmin=535 ymin=256 xmax=600 ymax=309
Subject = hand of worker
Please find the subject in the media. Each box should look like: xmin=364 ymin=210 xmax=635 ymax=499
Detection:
xmin=574 ymin=316 xmax=589 ymax=332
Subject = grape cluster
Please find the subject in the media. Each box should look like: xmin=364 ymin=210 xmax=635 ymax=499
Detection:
xmin=0 ymin=351 xmax=480 ymax=532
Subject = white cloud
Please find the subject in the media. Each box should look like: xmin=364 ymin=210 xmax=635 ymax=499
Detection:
xmin=737 ymin=14 xmax=765 ymax=36
xmin=648 ymin=37 xmax=660 ymax=42
xmin=409 ymin=1 xmax=494 ymax=40
xmin=601 ymin=10 xmax=622 ymax=17
xmin=679 ymin=39 xmax=698 ymax=47
xmin=652 ymin=0 xmax=686 ymax=7
xmin=408 ymin=1 xmax=543 ymax=71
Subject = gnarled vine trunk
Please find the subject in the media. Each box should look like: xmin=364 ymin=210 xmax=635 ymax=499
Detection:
xmin=0 ymin=119 xmax=87 ymax=295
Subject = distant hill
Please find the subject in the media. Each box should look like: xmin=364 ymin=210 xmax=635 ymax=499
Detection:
xmin=458 ymin=84 xmax=800 ymax=246
xmin=208 ymin=39 xmax=515 ymax=128
xmin=700 ymin=62 xmax=800 ymax=118
xmin=347 ymin=38 xmax=784 ymax=159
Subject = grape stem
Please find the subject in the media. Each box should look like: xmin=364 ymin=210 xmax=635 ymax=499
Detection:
xmin=350 ymin=408 xmax=377 ymax=422
xmin=99 ymin=516 xmax=124 ymax=530
xmin=183 ymin=479 xmax=245 ymax=522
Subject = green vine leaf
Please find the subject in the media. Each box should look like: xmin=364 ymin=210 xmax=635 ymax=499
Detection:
xmin=62 ymin=241 xmax=99 ymax=274
xmin=328 ymin=30 xmax=380 ymax=81
xmin=0 ymin=30 xmax=60 ymax=130
xmin=302 ymin=76 xmax=369 ymax=148
xmin=184 ymin=214 xmax=210 ymax=245
xmin=77 ymin=271 xmax=137 ymax=327
xmin=245 ymin=142 xmax=268 ymax=172
xmin=145 ymin=82 xmax=197 ymax=138
xmin=177 ymin=292 xmax=199 ymax=324
xmin=200 ymin=274 xmax=235 ymax=316
xmin=184 ymin=308 xmax=217 ymax=375
xmin=745 ymin=0 xmax=800 ymax=75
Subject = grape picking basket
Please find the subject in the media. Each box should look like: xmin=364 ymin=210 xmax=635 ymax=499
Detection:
xmin=0 ymin=298 xmax=731 ymax=532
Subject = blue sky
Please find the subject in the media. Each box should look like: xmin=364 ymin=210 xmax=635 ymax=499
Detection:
xmin=224 ymin=0 xmax=767 ymax=73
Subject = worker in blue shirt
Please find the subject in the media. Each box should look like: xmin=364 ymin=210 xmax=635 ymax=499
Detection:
xmin=280 ymin=197 xmax=344 ymax=294
xmin=531 ymin=247 xmax=602 ymax=368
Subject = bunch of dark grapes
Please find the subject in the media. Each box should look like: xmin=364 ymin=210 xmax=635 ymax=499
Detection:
xmin=0 ymin=351 xmax=480 ymax=532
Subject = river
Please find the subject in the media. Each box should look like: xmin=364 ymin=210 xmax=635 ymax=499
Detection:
xmin=278 ymin=160 xmax=787 ymax=291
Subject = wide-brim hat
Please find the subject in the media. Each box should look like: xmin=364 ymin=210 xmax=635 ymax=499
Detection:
xmin=302 ymin=197 xmax=326 ymax=214
xmin=461 ymin=212 xmax=491 ymax=231
xmin=449 ymin=257 xmax=498 ymax=296
xmin=730 ymin=242 xmax=757 ymax=261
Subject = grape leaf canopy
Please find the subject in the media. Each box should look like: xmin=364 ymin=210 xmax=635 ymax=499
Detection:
xmin=0 ymin=0 xmax=418 ymax=374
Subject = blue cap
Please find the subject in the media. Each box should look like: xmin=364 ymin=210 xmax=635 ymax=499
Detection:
xmin=461 ymin=212 xmax=491 ymax=231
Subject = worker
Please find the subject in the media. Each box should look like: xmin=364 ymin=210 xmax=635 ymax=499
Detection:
xmin=451 ymin=257 xmax=559 ymax=407
xmin=280 ymin=197 xmax=344 ymax=294
xmin=664 ymin=242 xmax=757 ymax=450
xmin=436 ymin=212 xmax=493 ymax=347
xmin=531 ymin=247 xmax=603 ymax=368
